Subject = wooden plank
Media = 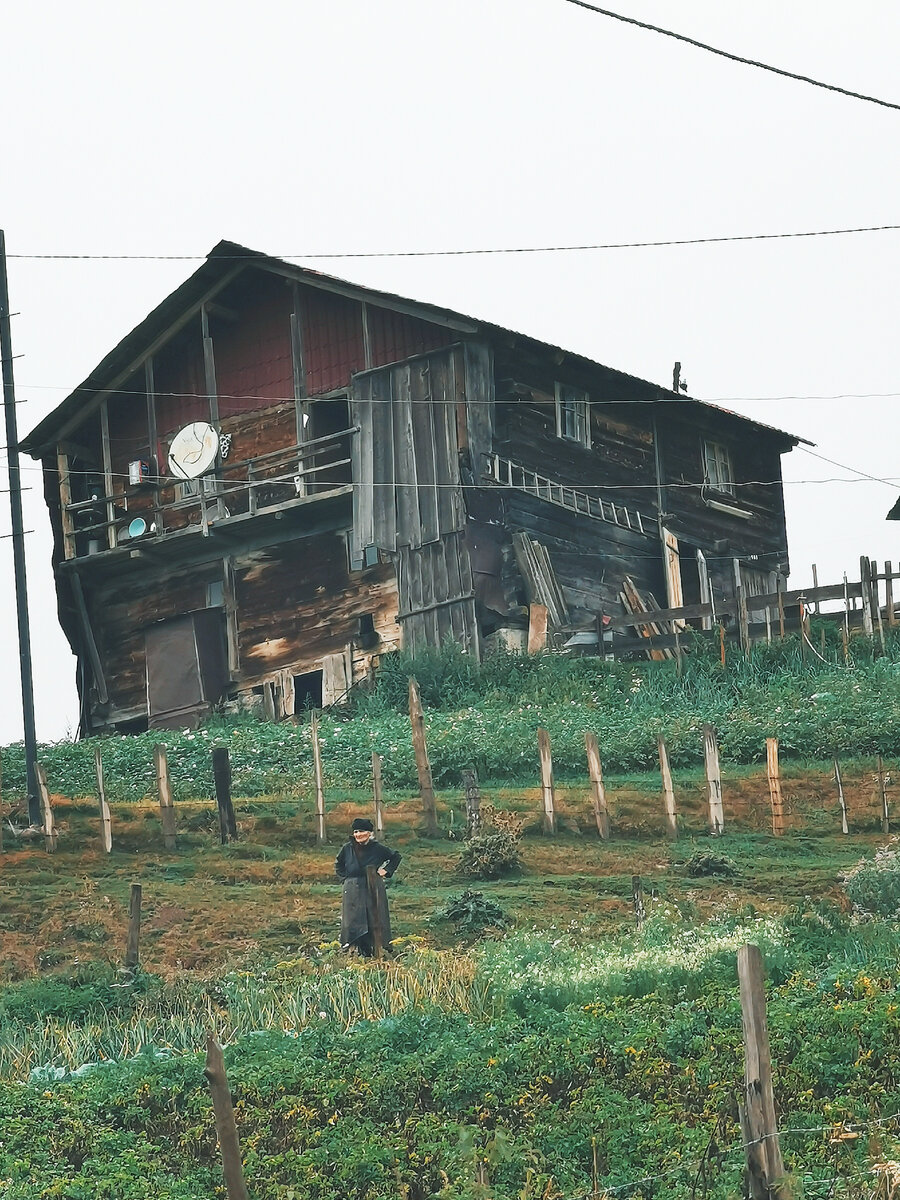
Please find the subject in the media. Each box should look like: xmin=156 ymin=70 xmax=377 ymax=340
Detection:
xmin=834 ymin=757 xmax=849 ymax=834
xmin=394 ymin=364 xmax=421 ymax=548
xmin=537 ymin=728 xmax=557 ymax=835
xmin=99 ymin=399 xmax=115 ymax=549
xmin=527 ymin=603 xmax=549 ymax=653
xmin=125 ymin=882 xmax=142 ymax=969
xmin=811 ymin=563 xmax=820 ymax=615
xmin=661 ymin=528 xmax=684 ymax=615
xmin=703 ymin=725 xmax=724 ymax=835
xmin=311 ymin=711 xmax=327 ymax=844
xmin=409 ymin=357 xmax=440 ymax=543
xmin=372 ymin=751 xmax=384 ymax=836
xmin=57 ymin=451 xmax=77 ymax=560
xmin=886 ymin=561 xmax=896 ymax=627
xmin=94 ymin=746 xmax=112 ymax=853
xmin=36 ymin=763 xmax=57 ymax=852
xmin=463 ymin=341 xmax=495 ymax=481
xmin=861 ymin=556 xmax=874 ymax=637
xmin=737 ymin=944 xmax=784 ymax=1198
xmin=777 ymin=578 xmax=785 ymax=640
xmin=737 ymin=585 xmax=750 ymax=658
xmin=408 ymin=678 xmax=439 ymax=836
xmin=71 ymin=572 xmax=109 ymax=704
xmin=766 ymin=738 xmax=785 ymax=836
xmin=658 ymin=736 xmax=677 ymax=840
xmin=585 ymin=732 xmax=610 ymax=839
xmin=154 ymin=745 xmax=177 ymax=851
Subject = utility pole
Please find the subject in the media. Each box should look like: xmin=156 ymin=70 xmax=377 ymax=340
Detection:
xmin=0 ymin=230 xmax=40 ymax=825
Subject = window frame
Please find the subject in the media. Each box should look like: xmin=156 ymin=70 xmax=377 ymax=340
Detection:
xmin=702 ymin=439 xmax=735 ymax=497
xmin=555 ymin=383 xmax=591 ymax=449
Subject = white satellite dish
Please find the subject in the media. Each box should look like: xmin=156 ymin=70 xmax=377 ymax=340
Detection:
xmin=167 ymin=422 xmax=219 ymax=480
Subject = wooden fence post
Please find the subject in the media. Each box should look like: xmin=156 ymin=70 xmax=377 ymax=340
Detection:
xmin=765 ymin=739 xmax=785 ymax=836
xmin=877 ymin=755 xmax=889 ymax=835
xmin=125 ymin=882 xmax=142 ymax=969
xmin=537 ymin=728 xmax=556 ymax=835
xmin=0 ymin=748 xmax=4 ymax=854
xmin=776 ymin=579 xmax=785 ymax=641
xmin=408 ymin=678 xmax=439 ymax=837
xmin=703 ymin=725 xmax=724 ymax=835
xmin=632 ymin=875 xmax=646 ymax=928
xmin=310 ymin=712 xmax=327 ymax=845
xmin=658 ymin=736 xmax=677 ymax=840
xmin=365 ymin=864 xmax=386 ymax=959
xmin=204 ymin=1037 xmax=250 ymax=1200
xmin=94 ymin=746 xmax=112 ymax=853
xmin=833 ymin=757 xmax=849 ymax=835
xmin=585 ymin=732 xmax=610 ymax=840
xmin=372 ymin=751 xmax=385 ymax=837
xmin=861 ymin=556 xmax=875 ymax=638
xmin=212 ymin=747 xmax=238 ymax=844
xmin=886 ymin=561 xmax=896 ymax=628
xmin=462 ymin=767 xmax=481 ymax=834
xmin=154 ymin=745 xmax=177 ymax=851
xmin=737 ymin=585 xmax=750 ymax=658
xmin=737 ymin=944 xmax=785 ymax=1199
xmin=35 ymin=763 xmax=57 ymax=852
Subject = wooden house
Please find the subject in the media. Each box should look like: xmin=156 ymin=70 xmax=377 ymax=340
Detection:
xmin=22 ymin=242 xmax=803 ymax=732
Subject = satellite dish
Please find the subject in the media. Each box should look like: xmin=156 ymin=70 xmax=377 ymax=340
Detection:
xmin=128 ymin=517 xmax=148 ymax=539
xmin=167 ymin=422 xmax=219 ymax=480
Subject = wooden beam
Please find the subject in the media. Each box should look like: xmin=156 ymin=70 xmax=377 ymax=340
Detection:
xmin=70 ymin=572 xmax=109 ymax=704
xmin=57 ymin=450 xmax=77 ymax=560
xmin=99 ymin=399 xmax=115 ymax=549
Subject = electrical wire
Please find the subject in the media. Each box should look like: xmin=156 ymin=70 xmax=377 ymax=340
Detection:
xmin=560 ymin=0 xmax=900 ymax=112
xmin=6 ymin=223 xmax=900 ymax=261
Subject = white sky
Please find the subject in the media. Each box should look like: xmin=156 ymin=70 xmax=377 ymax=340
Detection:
xmin=2 ymin=0 xmax=899 ymax=745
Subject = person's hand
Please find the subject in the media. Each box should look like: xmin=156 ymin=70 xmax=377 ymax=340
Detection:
xmin=377 ymin=867 xmax=387 ymax=877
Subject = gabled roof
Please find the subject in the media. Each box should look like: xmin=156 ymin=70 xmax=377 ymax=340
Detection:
xmin=22 ymin=240 xmax=808 ymax=455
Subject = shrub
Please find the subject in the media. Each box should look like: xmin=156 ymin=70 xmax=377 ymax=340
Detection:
xmin=683 ymin=850 xmax=738 ymax=878
xmin=842 ymin=840 xmax=900 ymax=918
xmin=433 ymin=890 xmax=510 ymax=935
xmin=458 ymin=830 xmax=522 ymax=880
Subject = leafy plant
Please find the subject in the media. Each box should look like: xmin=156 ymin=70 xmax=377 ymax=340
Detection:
xmin=458 ymin=830 xmax=522 ymax=881
xmin=433 ymin=890 xmax=510 ymax=935
xmin=683 ymin=850 xmax=739 ymax=878
xmin=843 ymin=839 xmax=900 ymax=918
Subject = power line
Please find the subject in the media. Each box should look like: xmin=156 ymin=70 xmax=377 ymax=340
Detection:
xmin=6 ymin=223 xmax=900 ymax=261
xmin=796 ymin=443 xmax=899 ymax=492
xmin=561 ymin=0 xmax=900 ymax=112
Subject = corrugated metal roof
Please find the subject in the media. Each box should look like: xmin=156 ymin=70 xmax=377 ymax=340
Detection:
xmin=21 ymin=239 xmax=810 ymax=454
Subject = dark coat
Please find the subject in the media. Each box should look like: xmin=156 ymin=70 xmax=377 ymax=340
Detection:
xmin=334 ymin=839 xmax=402 ymax=947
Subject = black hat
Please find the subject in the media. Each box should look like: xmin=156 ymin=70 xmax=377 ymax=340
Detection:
xmin=351 ymin=818 xmax=375 ymax=832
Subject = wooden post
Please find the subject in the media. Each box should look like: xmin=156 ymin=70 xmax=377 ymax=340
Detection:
xmin=212 ymin=746 xmax=238 ymax=844
xmin=737 ymin=585 xmax=750 ymax=658
xmin=632 ymin=874 xmax=646 ymax=927
xmin=365 ymin=864 xmax=386 ymax=959
xmin=877 ymin=755 xmax=889 ymax=835
xmin=833 ymin=757 xmax=849 ymax=834
xmin=674 ymin=627 xmax=683 ymax=676
xmin=776 ymin=579 xmax=785 ymax=640
xmin=372 ymin=751 xmax=385 ymax=837
xmin=811 ymin=563 xmax=820 ymax=615
xmin=719 ymin=623 xmax=726 ymax=667
xmin=658 ymin=736 xmax=677 ymax=840
xmin=462 ymin=767 xmax=481 ymax=833
xmin=154 ymin=745 xmax=177 ymax=851
xmin=537 ymin=728 xmax=557 ymax=835
xmin=737 ymin=944 xmax=785 ymax=1199
xmin=861 ymin=556 xmax=874 ymax=638
xmin=124 ymin=882 xmax=142 ymax=969
xmin=527 ymin=602 xmax=549 ymax=653
xmin=408 ymin=678 xmax=439 ymax=837
xmin=94 ymin=746 xmax=112 ymax=853
xmin=35 ymin=763 xmax=57 ymax=852
xmin=310 ymin=711 xmax=327 ymax=845
xmin=703 ymin=725 xmax=724 ymax=835
xmin=874 ymin=562 xmax=886 ymax=654
xmin=0 ymin=748 xmax=3 ymax=853
xmin=765 ymin=738 xmax=785 ymax=836
xmin=585 ymin=732 xmax=610 ymax=840
xmin=204 ymin=1037 xmax=251 ymax=1200
xmin=886 ymin=561 xmax=896 ymax=628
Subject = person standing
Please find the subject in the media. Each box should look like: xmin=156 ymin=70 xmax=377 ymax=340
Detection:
xmin=334 ymin=818 xmax=402 ymax=956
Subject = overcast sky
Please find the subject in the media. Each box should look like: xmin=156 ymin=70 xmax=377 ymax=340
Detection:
xmin=2 ymin=0 xmax=899 ymax=746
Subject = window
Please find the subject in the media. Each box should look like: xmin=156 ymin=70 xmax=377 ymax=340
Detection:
xmin=555 ymin=383 xmax=591 ymax=448
xmin=703 ymin=440 xmax=735 ymax=496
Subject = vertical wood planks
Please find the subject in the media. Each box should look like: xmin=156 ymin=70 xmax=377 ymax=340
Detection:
xmin=537 ymin=728 xmax=557 ymax=835
xmin=766 ymin=738 xmax=785 ymax=836
xmin=584 ymin=733 xmax=610 ymax=840
xmin=658 ymin=736 xmax=677 ymax=840
xmin=94 ymin=746 xmax=112 ymax=853
xmin=36 ymin=763 xmax=56 ymax=852
xmin=737 ymin=944 xmax=785 ymax=1199
xmin=154 ymin=745 xmax=177 ymax=851
xmin=833 ymin=757 xmax=849 ymax=834
xmin=310 ymin=712 xmax=327 ymax=844
xmin=703 ymin=725 xmax=724 ymax=835
xmin=372 ymin=752 xmax=384 ymax=837
xmin=408 ymin=678 xmax=439 ymax=836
